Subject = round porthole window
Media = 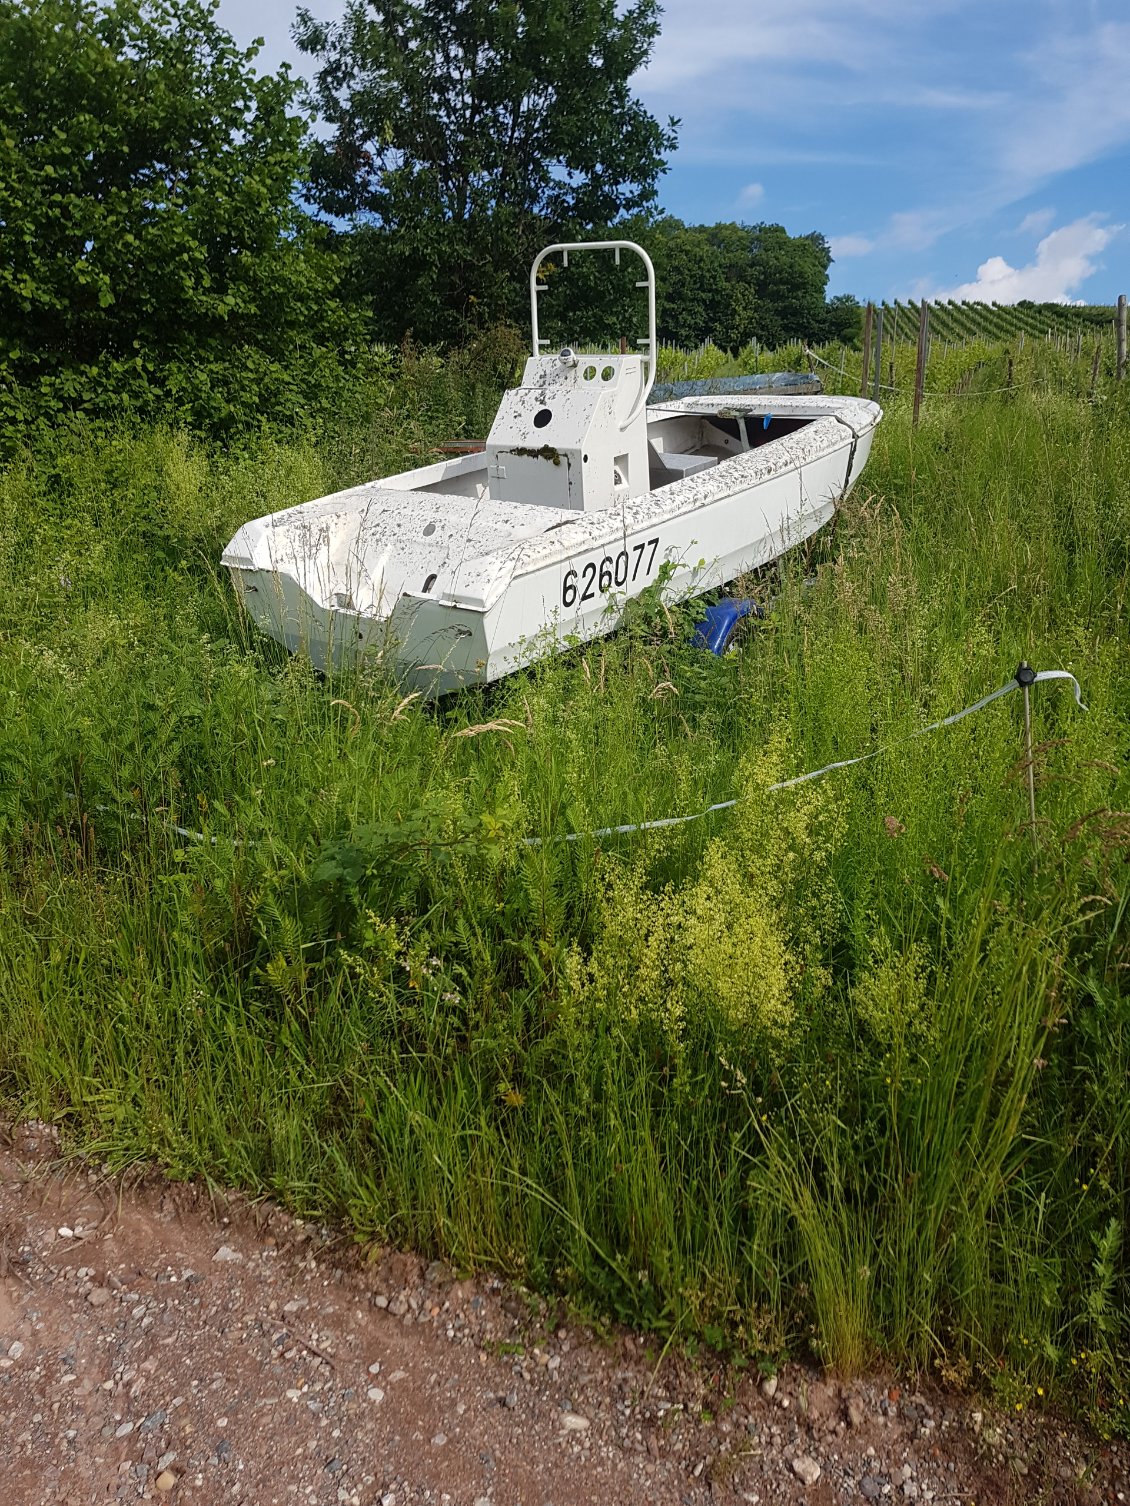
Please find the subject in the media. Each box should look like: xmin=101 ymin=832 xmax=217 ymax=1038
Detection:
xmin=583 ymin=365 xmax=597 ymax=381
xmin=601 ymin=365 xmax=615 ymax=382
xmin=533 ymin=407 xmax=552 ymax=428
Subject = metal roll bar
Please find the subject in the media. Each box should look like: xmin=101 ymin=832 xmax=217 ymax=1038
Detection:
xmin=529 ymin=241 xmax=657 ymax=430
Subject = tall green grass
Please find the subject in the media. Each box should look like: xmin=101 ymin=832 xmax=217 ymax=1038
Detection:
xmin=1 ymin=359 xmax=1128 ymax=1426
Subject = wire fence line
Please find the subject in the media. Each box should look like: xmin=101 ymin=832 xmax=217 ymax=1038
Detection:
xmin=63 ymin=670 xmax=1085 ymax=852
xmin=659 ymin=318 xmax=1124 ymax=411
xmin=802 ymin=346 xmax=1018 ymax=400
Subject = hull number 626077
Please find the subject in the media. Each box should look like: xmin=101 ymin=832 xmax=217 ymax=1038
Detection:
xmin=561 ymin=536 xmax=661 ymax=608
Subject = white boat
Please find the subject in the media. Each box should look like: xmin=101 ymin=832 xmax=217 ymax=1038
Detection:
xmin=222 ymin=242 xmax=882 ymax=696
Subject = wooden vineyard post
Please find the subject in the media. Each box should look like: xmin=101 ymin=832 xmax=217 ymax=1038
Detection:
xmin=1014 ymin=662 xmax=1039 ymax=855
xmin=889 ymin=304 xmax=897 ymax=389
xmin=1118 ymin=294 xmax=1127 ymax=381
xmin=872 ymin=306 xmax=884 ymax=402
xmin=860 ymin=303 xmax=874 ymax=398
xmin=912 ymin=299 xmax=929 ymax=427
xmin=1089 ymin=340 xmax=1103 ymax=401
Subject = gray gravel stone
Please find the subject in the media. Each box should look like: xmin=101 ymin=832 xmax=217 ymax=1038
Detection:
xmin=791 ymin=1455 xmax=821 ymax=1486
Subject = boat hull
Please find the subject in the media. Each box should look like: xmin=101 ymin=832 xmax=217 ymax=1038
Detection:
xmin=223 ymin=394 xmax=880 ymax=696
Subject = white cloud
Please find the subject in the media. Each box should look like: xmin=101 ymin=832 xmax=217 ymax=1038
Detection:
xmin=738 ymin=182 xmax=764 ymax=208
xmin=830 ymin=234 xmax=875 ymax=258
xmin=826 ymin=207 xmax=962 ymax=273
xmin=1017 ymin=208 xmax=1056 ymax=238
xmin=936 ymin=215 xmax=1123 ymax=303
xmin=641 ymin=0 xmax=905 ymax=92
xmin=1001 ymin=22 xmax=1130 ymax=186
xmin=910 ymin=86 xmax=1006 ymax=112
xmin=888 ymin=208 xmax=955 ymax=253
xmin=642 ymin=5 xmax=1130 ymax=205
xmin=673 ymin=143 xmax=887 ymax=168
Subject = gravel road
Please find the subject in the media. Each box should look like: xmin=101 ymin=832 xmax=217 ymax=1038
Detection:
xmin=0 ymin=1120 xmax=1126 ymax=1506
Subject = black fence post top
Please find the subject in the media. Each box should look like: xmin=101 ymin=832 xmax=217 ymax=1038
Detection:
xmin=1014 ymin=661 xmax=1037 ymax=687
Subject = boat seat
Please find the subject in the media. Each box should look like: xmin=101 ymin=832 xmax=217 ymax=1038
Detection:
xmin=657 ymin=450 xmax=718 ymax=478
xmin=647 ymin=443 xmax=719 ymax=488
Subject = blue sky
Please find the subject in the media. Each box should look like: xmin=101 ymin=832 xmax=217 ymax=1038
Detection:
xmin=217 ymin=0 xmax=1128 ymax=305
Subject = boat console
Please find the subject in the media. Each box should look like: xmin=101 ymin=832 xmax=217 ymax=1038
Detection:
xmin=484 ymin=242 xmax=658 ymax=513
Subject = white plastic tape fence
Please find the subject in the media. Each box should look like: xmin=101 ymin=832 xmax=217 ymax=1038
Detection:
xmin=520 ymin=669 xmax=1087 ymax=846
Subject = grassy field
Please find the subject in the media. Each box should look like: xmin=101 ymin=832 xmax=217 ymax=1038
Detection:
xmin=1 ymin=343 xmax=1128 ymax=1429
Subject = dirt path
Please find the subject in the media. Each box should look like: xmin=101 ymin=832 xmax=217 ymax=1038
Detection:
xmin=0 ymin=1121 xmax=1125 ymax=1506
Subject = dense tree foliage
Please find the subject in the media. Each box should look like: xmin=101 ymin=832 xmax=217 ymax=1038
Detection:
xmin=295 ymin=0 xmax=678 ymax=341
xmin=531 ymin=218 xmax=860 ymax=354
xmin=648 ymin=220 xmax=761 ymax=349
xmin=649 ymin=219 xmax=856 ymax=349
xmin=0 ymin=0 xmax=350 ymax=434
xmin=0 ymin=0 xmax=864 ymax=440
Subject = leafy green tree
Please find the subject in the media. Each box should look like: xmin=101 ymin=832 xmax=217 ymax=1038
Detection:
xmin=516 ymin=216 xmax=850 ymax=356
xmin=819 ymin=292 xmax=863 ymax=345
xmin=637 ymin=220 xmax=836 ymax=352
xmin=0 ymin=0 xmax=348 ymax=435
xmin=647 ymin=220 xmax=757 ymax=349
xmin=746 ymin=225 xmax=832 ymax=346
xmin=295 ymin=0 xmax=678 ymax=342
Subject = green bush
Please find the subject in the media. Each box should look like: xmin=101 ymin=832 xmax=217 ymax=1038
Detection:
xmin=0 ymin=0 xmax=353 ymax=440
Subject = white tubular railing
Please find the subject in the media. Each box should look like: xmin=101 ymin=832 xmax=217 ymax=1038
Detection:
xmin=529 ymin=240 xmax=657 ymax=430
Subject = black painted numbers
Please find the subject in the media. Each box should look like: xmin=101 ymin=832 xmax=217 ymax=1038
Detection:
xmin=562 ymin=537 xmax=660 ymax=609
